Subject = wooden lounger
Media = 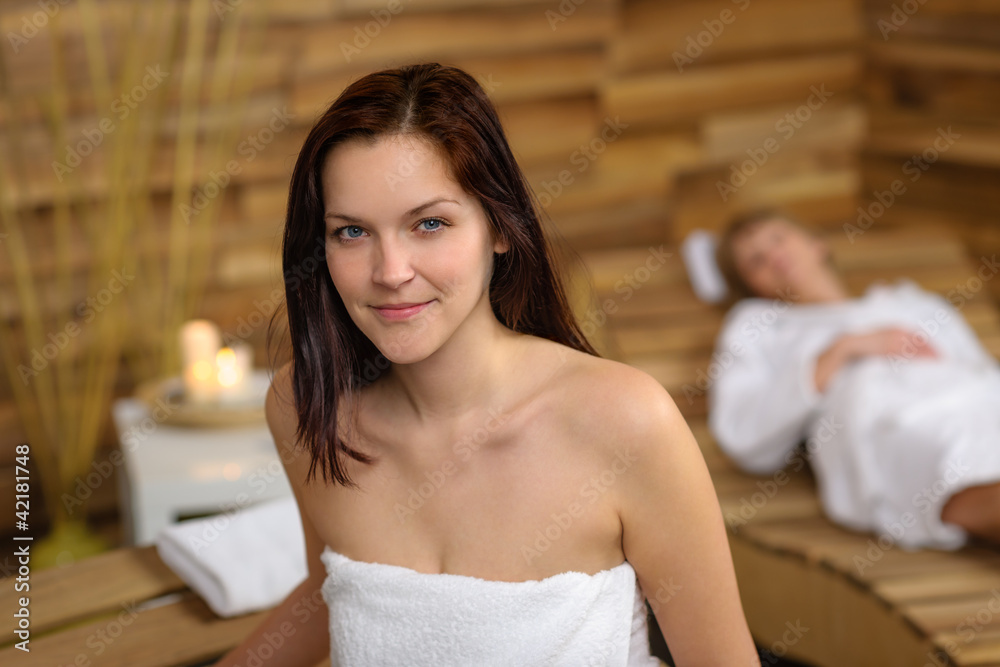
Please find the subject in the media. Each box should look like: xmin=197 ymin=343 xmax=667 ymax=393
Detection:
xmin=0 ymin=545 xmax=331 ymax=667
xmin=579 ymin=222 xmax=1000 ymax=666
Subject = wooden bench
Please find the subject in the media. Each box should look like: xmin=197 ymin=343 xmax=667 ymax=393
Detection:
xmin=576 ymin=222 xmax=1000 ymax=666
xmin=0 ymin=545 xmax=332 ymax=666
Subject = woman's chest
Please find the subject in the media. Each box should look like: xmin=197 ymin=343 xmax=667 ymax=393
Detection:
xmin=300 ymin=405 xmax=626 ymax=580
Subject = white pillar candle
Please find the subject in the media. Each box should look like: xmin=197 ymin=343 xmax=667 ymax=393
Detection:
xmin=180 ymin=320 xmax=222 ymax=403
xmin=217 ymin=341 xmax=254 ymax=404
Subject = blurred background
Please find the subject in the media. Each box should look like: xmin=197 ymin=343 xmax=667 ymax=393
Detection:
xmin=0 ymin=0 xmax=998 ymax=615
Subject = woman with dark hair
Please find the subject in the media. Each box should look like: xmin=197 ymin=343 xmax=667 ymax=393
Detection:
xmin=216 ymin=62 xmax=757 ymax=666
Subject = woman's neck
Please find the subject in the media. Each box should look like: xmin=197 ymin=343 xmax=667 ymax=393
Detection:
xmin=784 ymin=269 xmax=851 ymax=305
xmin=380 ymin=306 xmax=524 ymax=428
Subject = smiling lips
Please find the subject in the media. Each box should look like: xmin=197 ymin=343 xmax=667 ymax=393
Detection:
xmin=372 ymin=300 xmax=433 ymax=320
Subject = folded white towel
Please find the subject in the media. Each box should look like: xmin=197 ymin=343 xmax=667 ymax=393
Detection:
xmin=154 ymin=495 xmax=306 ymax=617
xmin=681 ymin=228 xmax=729 ymax=303
xmin=320 ymin=547 xmax=662 ymax=666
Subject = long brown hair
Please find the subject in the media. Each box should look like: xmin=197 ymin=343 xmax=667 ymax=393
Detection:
xmin=268 ymin=62 xmax=598 ymax=487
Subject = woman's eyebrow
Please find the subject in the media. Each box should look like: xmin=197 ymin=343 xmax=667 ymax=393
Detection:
xmin=324 ymin=197 xmax=460 ymax=224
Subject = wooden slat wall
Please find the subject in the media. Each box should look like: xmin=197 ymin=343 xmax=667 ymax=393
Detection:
xmin=1 ymin=0 xmax=994 ymax=556
xmin=860 ymin=0 xmax=1000 ymax=302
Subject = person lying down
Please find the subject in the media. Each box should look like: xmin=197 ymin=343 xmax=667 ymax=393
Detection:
xmin=707 ymin=210 xmax=1000 ymax=551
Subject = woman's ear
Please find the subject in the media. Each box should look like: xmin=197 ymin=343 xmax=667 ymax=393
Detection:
xmin=493 ymin=234 xmax=510 ymax=255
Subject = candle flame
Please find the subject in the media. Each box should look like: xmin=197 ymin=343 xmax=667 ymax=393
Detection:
xmin=216 ymin=347 xmax=240 ymax=387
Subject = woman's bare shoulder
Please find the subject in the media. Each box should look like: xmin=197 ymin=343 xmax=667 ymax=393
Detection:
xmin=540 ymin=341 xmax=684 ymax=451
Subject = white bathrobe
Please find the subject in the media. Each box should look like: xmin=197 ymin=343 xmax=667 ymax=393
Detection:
xmin=708 ymin=279 xmax=1000 ymax=550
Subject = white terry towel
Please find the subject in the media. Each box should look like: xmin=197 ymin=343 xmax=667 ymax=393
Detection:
xmin=154 ymin=495 xmax=306 ymax=617
xmin=320 ymin=546 xmax=662 ymax=666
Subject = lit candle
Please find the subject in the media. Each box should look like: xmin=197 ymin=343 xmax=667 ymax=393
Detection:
xmin=180 ymin=320 xmax=222 ymax=403
xmin=217 ymin=341 xmax=253 ymax=404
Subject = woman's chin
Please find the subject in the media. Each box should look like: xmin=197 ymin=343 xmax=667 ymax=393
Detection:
xmin=370 ymin=337 xmax=436 ymax=366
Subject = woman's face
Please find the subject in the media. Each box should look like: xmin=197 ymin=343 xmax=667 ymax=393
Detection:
xmin=731 ymin=217 xmax=829 ymax=299
xmin=322 ymin=133 xmax=508 ymax=364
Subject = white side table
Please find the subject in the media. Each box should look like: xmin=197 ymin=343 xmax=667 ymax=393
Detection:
xmin=111 ymin=382 xmax=293 ymax=546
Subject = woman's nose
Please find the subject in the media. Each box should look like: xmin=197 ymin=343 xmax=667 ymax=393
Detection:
xmin=373 ymin=237 xmax=415 ymax=288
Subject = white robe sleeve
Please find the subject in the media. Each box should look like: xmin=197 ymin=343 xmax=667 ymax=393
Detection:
xmin=707 ymin=301 xmax=832 ymax=475
xmin=896 ymin=280 xmax=999 ymax=368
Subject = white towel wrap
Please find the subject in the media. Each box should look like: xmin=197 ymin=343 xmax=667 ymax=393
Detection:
xmin=320 ymin=546 xmax=662 ymax=666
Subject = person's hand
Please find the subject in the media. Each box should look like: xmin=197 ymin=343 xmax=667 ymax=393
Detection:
xmin=813 ymin=327 xmax=939 ymax=392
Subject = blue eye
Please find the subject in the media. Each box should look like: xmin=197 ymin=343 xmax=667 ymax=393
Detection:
xmin=331 ymin=225 xmax=366 ymax=242
xmin=420 ymin=218 xmax=443 ymax=231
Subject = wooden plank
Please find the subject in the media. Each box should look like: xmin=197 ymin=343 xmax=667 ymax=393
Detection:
xmin=867 ymin=38 xmax=1000 ymax=74
xmin=289 ymin=48 xmax=607 ymax=120
xmin=612 ymin=0 xmax=863 ymax=74
xmin=0 ymin=591 xmax=268 ymax=667
xmin=501 ymin=97 xmax=600 ymax=167
xmin=827 ymin=545 xmax=1000 ymax=585
xmin=906 ymin=590 xmax=1000 ymax=635
xmin=602 ymin=52 xmax=863 ymax=126
xmin=875 ymin=568 xmax=1000 ymax=606
xmin=729 ymin=534 xmax=938 ymax=667
xmin=548 ymin=196 xmax=670 ymax=251
xmin=867 ymin=109 xmax=1000 ymax=169
xmin=700 ymin=99 xmax=867 ymax=166
xmin=295 ymin=0 xmax=617 ymax=78
xmin=0 ymin=545 xmax=185 ymax=638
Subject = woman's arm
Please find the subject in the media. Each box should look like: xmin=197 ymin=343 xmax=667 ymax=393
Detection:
xmin=707 ymin=307 xmax=826 ymax=475
xmin=214 ymin=368 xmax=331 ymax=667
xmin=813 ymin=327 xmax=938 ymax=392
xmin=616 ymin=371 xmax=760 ymax=667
